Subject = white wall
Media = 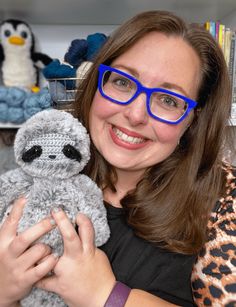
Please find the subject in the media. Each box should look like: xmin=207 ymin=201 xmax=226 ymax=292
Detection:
xmin=31 ymin=24 xmax=117 ymax=61
xmin=222 ymin=11 xmax=236 ymax=30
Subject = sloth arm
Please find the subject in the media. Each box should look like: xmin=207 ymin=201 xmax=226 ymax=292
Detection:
xmin=72 ymin=174 xmax=104 ymax=214
xmin=0 ymin=168 xmax=32 ymax=219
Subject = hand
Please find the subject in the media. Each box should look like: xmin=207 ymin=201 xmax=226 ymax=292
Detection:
xmin=36 ymin=208 xmax=116 ymax=307
xmin=0 ymin=197 xmax=58 ymax=306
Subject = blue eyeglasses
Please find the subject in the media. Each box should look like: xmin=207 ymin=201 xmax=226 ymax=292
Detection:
xmin=98 ymin=64 xmax=198 ymax=125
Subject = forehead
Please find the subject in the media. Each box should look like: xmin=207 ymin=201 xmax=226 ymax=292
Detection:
xmin=112 ymin=31 xmax=201 ymax=99
xmin=119 ymin=31 xmax=199 ymax=62
xmin=26 ymin=133 xmax=75 ymax=148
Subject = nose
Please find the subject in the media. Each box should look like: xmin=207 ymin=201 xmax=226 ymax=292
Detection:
xmin=49 ymin=155 xmax=56 ymax=159
xmin=123 ymin=93 xmax=149 ymax=126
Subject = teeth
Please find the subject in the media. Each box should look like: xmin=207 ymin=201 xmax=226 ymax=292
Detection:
xmin=113 ymin=127 xmax=145 ymax=144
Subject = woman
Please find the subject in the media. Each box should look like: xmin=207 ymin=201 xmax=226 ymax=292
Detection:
xmin=0 ymin=10 xmax=235 ymax=307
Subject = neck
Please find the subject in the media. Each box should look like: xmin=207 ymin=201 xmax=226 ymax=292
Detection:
xmin=103 ymin=168 xmax=145 ymax=208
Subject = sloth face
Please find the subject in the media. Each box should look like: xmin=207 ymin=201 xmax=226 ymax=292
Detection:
xmin=20 ymin=133 xmax=88 ymax=179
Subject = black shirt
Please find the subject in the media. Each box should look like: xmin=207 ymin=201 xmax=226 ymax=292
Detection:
xmin=100 ymin=202 xmax=196 ymax=307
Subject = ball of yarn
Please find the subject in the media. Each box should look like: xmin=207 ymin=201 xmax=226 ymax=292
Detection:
xmin=64 ymin=39 xmax=88 ymax=68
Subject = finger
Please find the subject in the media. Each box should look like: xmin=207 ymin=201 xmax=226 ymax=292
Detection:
xmin=19 ymin=243 xmax=52 ymax=270
xmin=36 ymin=252 xmax=53 ymax=265
xmin=0 ymin=197 xmax=26 ymax=236
xmin=36 ymin=275 xmax=57 ymax=293
xmin=27 ymin=254 xmax=58 ymax=286
xmin=76 ymin=213 xmax=95 ymax=255
xmin=51 ymin=208 xmax=81 ymax=256
xmin=9 ymin=217 xmax=56 ymax=257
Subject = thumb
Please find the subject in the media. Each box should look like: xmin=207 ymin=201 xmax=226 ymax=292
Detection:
xmin=35 ymin=275 xmax=57 ymax=293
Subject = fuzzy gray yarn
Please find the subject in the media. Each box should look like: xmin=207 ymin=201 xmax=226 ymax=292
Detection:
xmin=0 ymin=109 xmax=110 ymax=307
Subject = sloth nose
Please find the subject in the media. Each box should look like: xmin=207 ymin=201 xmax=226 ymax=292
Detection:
xmin=49 ymin=155 xmax=56 ymax=159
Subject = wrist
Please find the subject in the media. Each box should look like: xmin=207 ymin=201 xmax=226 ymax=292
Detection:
xmin=104 ymin=281 xmax=131 ymax=307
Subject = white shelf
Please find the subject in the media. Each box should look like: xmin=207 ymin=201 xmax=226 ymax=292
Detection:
xmin=0 ymin=123 xmax=21 ymax=129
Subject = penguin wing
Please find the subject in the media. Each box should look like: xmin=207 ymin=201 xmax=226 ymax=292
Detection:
xmin=32 ymin=52 xmax=53 ymax=69
xmin=0 ymin=44 xmax=4 ymax=63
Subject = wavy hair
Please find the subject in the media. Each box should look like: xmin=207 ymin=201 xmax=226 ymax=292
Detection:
xmin=75 ymin=10 xmax=233 ymax=254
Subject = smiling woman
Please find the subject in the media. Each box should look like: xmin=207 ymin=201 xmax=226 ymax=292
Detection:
xmin=74 ymin=10 xmax=234 ymax=306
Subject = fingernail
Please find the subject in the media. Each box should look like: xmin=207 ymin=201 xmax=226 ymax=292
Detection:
xmin=52 ymin=207 xmax=62 ymax=213
xmin=50 ymin=218 xmax=56 ymax=226
xmin=17 ymin=194 xmax=25 ymax=199
xmin=53 ymin=252 xmax=59 ymax=259
xmin=13 ymin=196 xmax=26 ymax=204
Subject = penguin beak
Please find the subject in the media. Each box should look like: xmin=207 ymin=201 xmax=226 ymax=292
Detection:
xmin=8 ymin=36 xmax=25 ymax=45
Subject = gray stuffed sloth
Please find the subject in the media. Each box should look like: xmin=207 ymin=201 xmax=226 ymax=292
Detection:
xmin=0 ymin=109 xmax=110 ymax=307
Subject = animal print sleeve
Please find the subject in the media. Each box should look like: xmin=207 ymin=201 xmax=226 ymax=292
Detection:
xmin=191 ymin=165 xmax=236 ymax=306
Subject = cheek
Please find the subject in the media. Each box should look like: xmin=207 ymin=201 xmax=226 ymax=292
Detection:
xmin=90 ymin=91 xmax=121 ymax=120
xmin=153 ymin=121 xmax=187 ymax=144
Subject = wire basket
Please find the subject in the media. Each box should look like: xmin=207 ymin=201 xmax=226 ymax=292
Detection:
xmin=47 ymin=77 xmax=84 ymax=114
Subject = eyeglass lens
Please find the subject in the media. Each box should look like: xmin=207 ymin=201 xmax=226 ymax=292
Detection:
xmin=102 ymin=69 xmax=188 ymax=121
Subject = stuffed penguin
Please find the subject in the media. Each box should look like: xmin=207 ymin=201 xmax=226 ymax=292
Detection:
xmin=0 ymin=19 xmax=52 ymax=91
xmin=0 ymin=109 xmax=110 ymax=306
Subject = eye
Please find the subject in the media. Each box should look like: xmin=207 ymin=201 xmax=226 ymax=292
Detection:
xmin=22 ymin=145 xmax=42 ymax=162
xmin=4 ymin=30 xmax=11 ymax=37
xmin=20 ymin=31 xmax=28 ymax=39
xmin=160 ymin=95 xmax=178 ymax=108
xmin=113 ymin=77 xmax=130 ymax=87
xmin=62 ymin=144 xmax=81 ymax=162
xmin=111 ymin=75 xmax=133 ymax=91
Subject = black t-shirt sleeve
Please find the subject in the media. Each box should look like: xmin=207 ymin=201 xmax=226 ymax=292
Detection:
xmin=100 ymin=203 xmax=196 ymax=307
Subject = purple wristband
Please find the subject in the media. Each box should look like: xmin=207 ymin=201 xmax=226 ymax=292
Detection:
xmin=104 ymin=281 xmax=131 ymax=307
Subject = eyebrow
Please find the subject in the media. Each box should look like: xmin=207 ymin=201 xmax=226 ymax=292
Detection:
xmin=113 ymin=64 xmax=138 ymax=78
xmin=112 ymin=64 xmax=190 ymax=98
xmin=160 ymin=82 xmax=189 ymax=97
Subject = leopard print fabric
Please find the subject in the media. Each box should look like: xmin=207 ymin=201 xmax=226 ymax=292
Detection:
xmin=191 ymin=165 xmax=236 ymax=306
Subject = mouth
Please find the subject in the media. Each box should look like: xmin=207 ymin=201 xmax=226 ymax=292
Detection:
xmin=110 ymin=125 xmax=150 ymax=150
xmin=113 ymin=126 xmax=146 ymax=144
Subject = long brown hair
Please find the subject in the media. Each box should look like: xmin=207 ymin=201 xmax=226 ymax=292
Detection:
xmin=76 ymin=11 xmax=233 ymax=254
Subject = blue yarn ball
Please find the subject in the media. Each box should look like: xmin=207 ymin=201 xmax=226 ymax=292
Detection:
xmin=0 ymin=86 xmax=9 ymax=101
xmin=7 ymin=87 xmax=27 ymax=107
xmin=64 ymin=39 xmax=88 ymax=68
xmin=0 ymin=103 xmax=8 ymax=122
xmin=86 ymin=33 xmax=107 ymax=61
xmin=8 ymin=107 xmax=24 ymax=124
xmin=24 ymin=107 xmax=42 ymax=121
xmin=43 ymin=59 xmax=76 ymax=79
xmin=38 ymin=92 xmax=52 ymax=109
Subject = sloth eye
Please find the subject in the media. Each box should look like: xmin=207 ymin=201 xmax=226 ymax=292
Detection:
xmin=62 ymin=144 xmax=81 ymax=162
xmin=22 ymin=145 xmax=42 ymax=162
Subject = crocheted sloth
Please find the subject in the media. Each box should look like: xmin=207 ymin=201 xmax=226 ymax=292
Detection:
xmin=0 ymin=109 xmax=110 ymax=307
